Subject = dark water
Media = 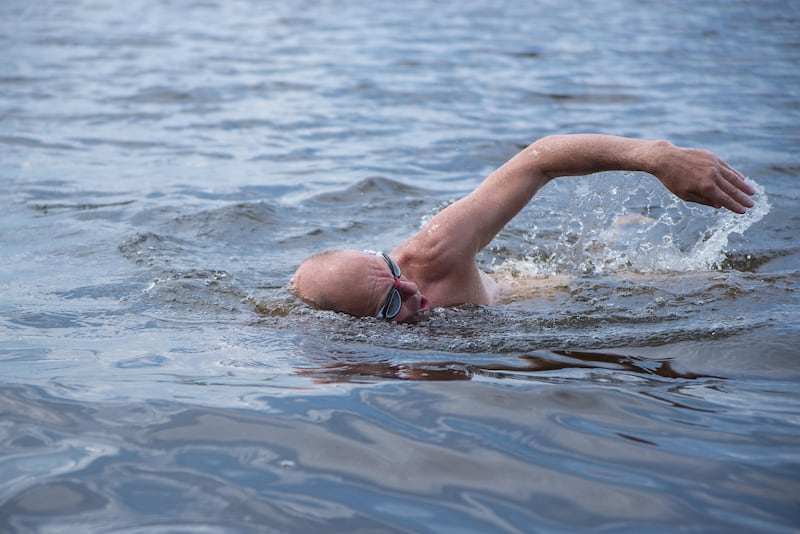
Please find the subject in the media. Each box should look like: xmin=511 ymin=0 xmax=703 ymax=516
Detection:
xmin=2 ymin=0 xmax=799 ymax=532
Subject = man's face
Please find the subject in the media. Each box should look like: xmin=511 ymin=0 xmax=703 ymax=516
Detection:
xmin=292 ymin=250 xmax=429 ymax=321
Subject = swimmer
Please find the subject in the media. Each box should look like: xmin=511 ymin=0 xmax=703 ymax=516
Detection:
xmin=290 ymin=134 xmax=755 ymax=322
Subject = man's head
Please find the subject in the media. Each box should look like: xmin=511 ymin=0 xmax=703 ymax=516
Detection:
xmin=290 ymin=249 xmax=429 ymax=321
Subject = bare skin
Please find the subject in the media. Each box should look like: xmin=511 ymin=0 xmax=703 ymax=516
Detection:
xmin=291 ymin=134 xmax=756 ymax=322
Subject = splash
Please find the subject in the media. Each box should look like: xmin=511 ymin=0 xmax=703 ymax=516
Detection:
xmin=496 ymin=176 xmax=770 ymax=277
xmin=681 ymin=180 xmax=770 ymax=270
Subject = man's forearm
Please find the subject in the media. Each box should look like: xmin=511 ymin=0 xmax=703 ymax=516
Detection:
xmin=524 ymin=134 xmax=666 ymax=180
xmin=519 ymin=133 xmax=754 ymax=214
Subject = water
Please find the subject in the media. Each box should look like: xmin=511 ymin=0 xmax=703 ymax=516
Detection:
xmin=2 ymin=0 xmax=799 ymax=531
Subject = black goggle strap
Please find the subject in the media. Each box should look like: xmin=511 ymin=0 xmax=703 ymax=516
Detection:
xmin=363 ymin=249 xmax=401 ymax=277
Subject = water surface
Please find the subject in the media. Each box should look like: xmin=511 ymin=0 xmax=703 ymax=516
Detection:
xmin=1 ymin=0 xmax=799 ymax=531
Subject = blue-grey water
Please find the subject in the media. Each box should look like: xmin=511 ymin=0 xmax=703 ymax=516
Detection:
xmin=2 ymin=0 xmax=799 ymax=532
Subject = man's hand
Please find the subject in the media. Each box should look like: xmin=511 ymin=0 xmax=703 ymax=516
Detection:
xmin=650 ymin=141 xmax=756 ymax=214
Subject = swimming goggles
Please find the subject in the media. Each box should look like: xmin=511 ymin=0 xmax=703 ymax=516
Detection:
xmin=365 ymin=250 xmax=402 ymax=320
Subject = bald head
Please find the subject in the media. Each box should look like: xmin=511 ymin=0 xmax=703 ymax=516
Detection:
xmin=290 ymin=249 xmax=382 ymax=317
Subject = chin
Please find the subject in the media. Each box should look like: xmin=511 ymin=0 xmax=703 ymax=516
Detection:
xmin=393 ymin=294 xmax=430 ymax=323
xmin=399 ymin=306 xmax=429 ymax=324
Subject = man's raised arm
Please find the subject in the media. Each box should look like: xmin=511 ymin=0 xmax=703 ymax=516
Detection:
xmin=411 ymin=134 xmax=755 ymax=274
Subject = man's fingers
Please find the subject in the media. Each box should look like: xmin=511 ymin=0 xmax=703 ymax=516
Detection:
xmin=720 ymin=160 xmax=756 ymax=195
xmin=685 ymin=179 xmax=749 ymax=214
xmin=716 ymin=171 xmax=755 ymax=213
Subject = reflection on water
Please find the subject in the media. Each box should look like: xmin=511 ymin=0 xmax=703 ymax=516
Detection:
xmin=2 ymin=382 xmax=799 ymax=533
xmin=296 ymin=348 xmax=722 ymax=383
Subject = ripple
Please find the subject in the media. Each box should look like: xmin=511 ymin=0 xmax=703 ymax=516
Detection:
xmin=306 ymin=177 xmax=429 ymax=205
xmin=1 ymin=0 xmax=798 ymax=531
xmin=0 ymin=135 xmax=77 ymax=151
xmin=30 ymin=199 xmax=135 ymax=214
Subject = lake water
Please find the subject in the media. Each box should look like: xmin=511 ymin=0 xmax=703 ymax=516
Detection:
xmin=1 ymin=0 xmax=799 ymax=531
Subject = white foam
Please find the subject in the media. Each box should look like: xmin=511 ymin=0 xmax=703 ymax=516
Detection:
xmin=497 ymin=177 xmax=770 ymax=277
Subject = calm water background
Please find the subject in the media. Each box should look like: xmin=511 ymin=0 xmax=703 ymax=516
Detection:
xmin=1 ymin=0 xmax=799 ymax=532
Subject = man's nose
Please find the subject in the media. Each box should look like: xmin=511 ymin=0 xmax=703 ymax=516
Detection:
xmin=398 ymin=278 xmax=418 ymax=295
